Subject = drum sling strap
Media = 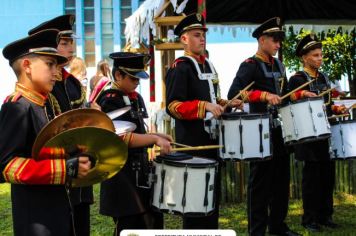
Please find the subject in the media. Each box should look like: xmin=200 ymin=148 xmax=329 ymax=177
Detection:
xmin=256 ymin=57 xmax=285 ymax=96
xmin=183 ymin=56 xmax=220 ymax=139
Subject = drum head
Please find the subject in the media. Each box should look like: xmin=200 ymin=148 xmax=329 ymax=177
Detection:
xmin=221 ymin=112 xmax=247 ymax=119
xmin=156 ymin=152 xmax=192 ymax=161
xmin=155 ymin=154 xmax=217 ymax=168
xmin=221 ymin=112 xmax=269 ymax=120
xmin=279 ymin=96 xmax=323 ymax=108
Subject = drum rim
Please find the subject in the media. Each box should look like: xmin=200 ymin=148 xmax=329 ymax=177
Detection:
xmin=332 ymin=155 xmax=356 ymax=160
xmin=150 ymin=205 xmax=215 ymax=216
xmin=154 ymin=156 xmax=218 ymax=167
xmin=278 ymin=96 xmax=323 ymax=108
xmin=284 ymin=133 xmax=331 ymax=145
xmin=219 ymin=155 xmax=272 ymax=161
xmin=330 ymin=119 xmax=356 ymax=125
xmin=221 ymin=112 xmax=270 ymax=120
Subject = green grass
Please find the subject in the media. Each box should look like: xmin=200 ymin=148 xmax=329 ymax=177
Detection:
xmin=1 ymin=184 xmax=355 ymax=235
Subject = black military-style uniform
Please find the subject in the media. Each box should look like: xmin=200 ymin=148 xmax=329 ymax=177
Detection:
xmin=0 ymin=94 xmax=71 ymax=236
xmin=166 ymin=58 xmax=219 ymax=156
xmin=166 ymin=56 xmax=222 ymax=229
xmin=228 ymin=55 xmax=291 ymax=235
xmin=97 ymin=87 xmax=163 ymax=233
xmin=28 ymin=13 xmax=93 ymax=235
xmin=48 ymin=68 xmax=93 ymax=236
xmin=288 ymin=71 xmax=335 ymax=225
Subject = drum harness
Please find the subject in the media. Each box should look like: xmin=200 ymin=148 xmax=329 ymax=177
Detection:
xmin=256 ymin=58 xmax=285 ymax=129
xmin=120 ymin=93 xmax=155 ymax=189
xmin=184 ymin=56 xmax=220 ymax=140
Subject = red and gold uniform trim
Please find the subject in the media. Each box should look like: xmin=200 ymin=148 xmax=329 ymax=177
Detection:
xmin=15 ymin=83 xmax=47 ymax=107
xmin=255 ymin=52 xmax=274 ymax=64
xmin=304 ymin=67 xmax=318 ymax=78
xmin=245 ymin=90 xmax=270 ymax=103
xmin=4 ymin=91 xmax=22 ymax=103
xmin=168 ymin=100 xmax=207 ymax=120
xmin=3 ymin=157 xmax=66 ymax=185
xmin=290 ymin=90 xmax=307 ymax=101
xmin=38 ymin=147 xmax=66 ymax=160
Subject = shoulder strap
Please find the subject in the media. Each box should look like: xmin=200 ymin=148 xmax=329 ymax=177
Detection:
xmin=180 ymin=56 xmax=217 ymax=104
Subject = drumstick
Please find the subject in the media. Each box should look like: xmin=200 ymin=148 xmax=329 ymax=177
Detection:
xmin=155 ymin=145 xmax=223 ymax=153
xmin=347 ymin=103 xmax=356 ymax=111
xmin=223 ymin=81 xmax=255 ymax=109
xmin=318 ymin=87 xmax=334 ymax=97
xmin=328 ymin=114 xmax=350 ymax=120
xmin=170 ymin=142 xmax=192 ymax=148
xmin=281 ymin=78 xmax=317 ymax=100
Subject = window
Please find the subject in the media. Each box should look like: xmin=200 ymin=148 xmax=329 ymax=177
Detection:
xmin=64 ymin=0 xmax=76 ymax=26
xmin=83 ymin=0 xmax=95 ymax=67
xmin=120 ymin=2 xmax=132 ymax=48
xmin=102 ymin=0 xmax=114 ymax=59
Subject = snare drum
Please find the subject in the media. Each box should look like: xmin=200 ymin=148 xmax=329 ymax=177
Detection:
xmin=330 ymin=120 xmax=356 ymax=159
xmin=219 ymin=112 xmax=272 ymax=161
xmin=278 ymin=97 xmax=331 ymax=145
xmin=151 ymin=153 xmax=218 ymax=216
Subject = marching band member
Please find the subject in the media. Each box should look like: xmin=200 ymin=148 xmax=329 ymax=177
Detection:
xmin=228 ymin=17 xmax=300 ymax=236
xmin=28 ymin=14 xmax=92 ymax=236
xmin=288 ymin=34 xmax=347 ymax=232
xmin=165 ymin=13 xmax=243 ymax=229
xmin=97 ymin=52 xmax=172 ymax=234
xmin=0 ymin=29 xmax=91 ymax=236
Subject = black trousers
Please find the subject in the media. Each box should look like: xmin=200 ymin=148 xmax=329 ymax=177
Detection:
xmin=113 ymin=210 xmax=163 ymax=235
xmin=247 ymin=154 xmax=290 ymax=235
xmin=301 ymin=160 xmax=335 ymax=224
xmin=70 ymin=203 xmax=90 ymax=236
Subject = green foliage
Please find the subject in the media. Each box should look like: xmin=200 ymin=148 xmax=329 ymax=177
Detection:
xmin=282 ymin=27 xmax=311 ymax=72
xmin=1 ymin=184 xmax=356 ymax=235
xmin=283 ymin=26 xmax=356 ymax=95
xmin=321 ymin=29 xmax=355 ymax=81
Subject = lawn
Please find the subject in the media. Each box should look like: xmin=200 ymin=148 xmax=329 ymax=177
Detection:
xmin=1 ymin=184 xmax=355 ymax=235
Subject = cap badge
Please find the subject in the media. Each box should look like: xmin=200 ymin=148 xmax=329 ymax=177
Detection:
xmin=196 ymin=13 xmax=202 ymax=22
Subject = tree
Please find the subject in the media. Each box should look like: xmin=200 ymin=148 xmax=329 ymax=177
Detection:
xmin=283 ymin=26 xmax=356 ymax=96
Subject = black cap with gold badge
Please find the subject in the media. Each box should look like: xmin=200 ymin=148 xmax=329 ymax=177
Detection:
xmin=174 ymin=13 xmax=208 ymax=36
xmin=110 ymin=52 xmax=151 ymax=79
xmin=3 ymin=29 xmax=68 ymax=66
xmin=28 ymin=14 xmax=76 ymax=39
xmin=252 ymin=17 xmax=285 ymax=40
xmin=296 ymin=33 xmax=322 ymax=57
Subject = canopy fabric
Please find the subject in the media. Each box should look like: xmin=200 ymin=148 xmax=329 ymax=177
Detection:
xmin=184 ymin=0 xmax=356 ymax=23
xmin=125 ymin=0 xmax=356 ymax=47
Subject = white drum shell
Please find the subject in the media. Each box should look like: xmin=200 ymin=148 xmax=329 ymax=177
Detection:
xmin=278 ymin=98 xmax=330 ymax=144
xmin=152 ymin=157 xmax=217 ymax=215
xmin=219 ymin=113 xmax=271 ymax=160
xmin=331 ymin=121 xmax=356 ymax=159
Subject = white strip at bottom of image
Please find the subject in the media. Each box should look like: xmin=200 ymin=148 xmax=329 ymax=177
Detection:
xmin=121 ymin=229 xmax=236 ymax=236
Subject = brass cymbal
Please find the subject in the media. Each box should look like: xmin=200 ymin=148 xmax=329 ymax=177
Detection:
xmin=113 ymin=120 xmax=137 ymax=135
xmin=106 ymin=106 xmax=131 ymax=120
xmin=44 ymin=127 xmax=128 ymax=187
xmin=32 ymin=108 xmax=115 ymax=159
